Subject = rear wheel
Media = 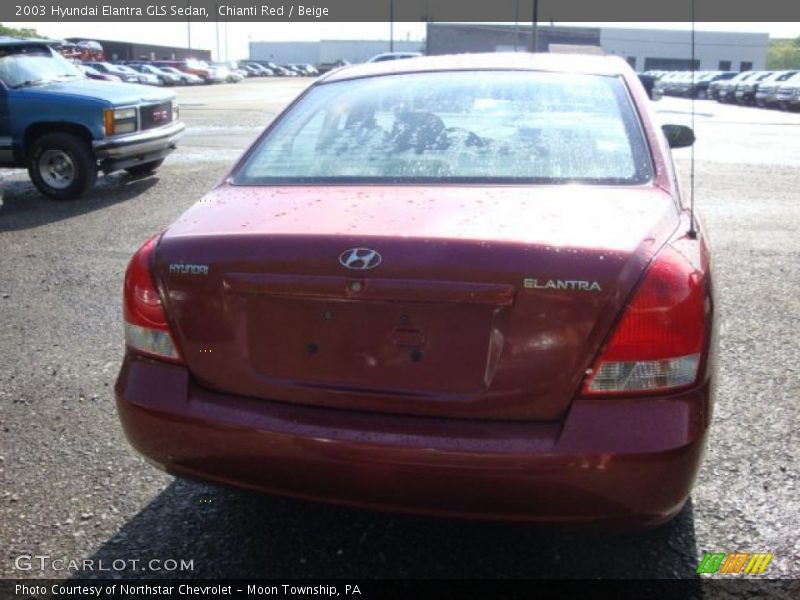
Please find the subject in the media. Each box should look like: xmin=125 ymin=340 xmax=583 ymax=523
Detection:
xmin=27 ymin=132 xmax=97 ymax=200
xmin=125 ymin=159 xmax=164 ymax=177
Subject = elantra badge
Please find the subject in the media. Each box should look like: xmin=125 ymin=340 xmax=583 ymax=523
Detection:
xmin=339 ymin=248 xmax=382 ymax=271
xmin=524 ymin=278 xmax=602 ymax=292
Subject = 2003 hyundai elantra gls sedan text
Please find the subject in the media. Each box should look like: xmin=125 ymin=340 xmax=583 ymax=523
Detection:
xmin=116 ymin=54 xmax=716 ymax=527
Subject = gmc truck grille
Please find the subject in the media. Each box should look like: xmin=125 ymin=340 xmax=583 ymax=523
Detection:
xmin=140 ymin=102 xmax=173 ymax=131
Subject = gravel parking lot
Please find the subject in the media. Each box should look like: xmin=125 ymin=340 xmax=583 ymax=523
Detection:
xmin=1 ymin=78 xmax=798 ymax=581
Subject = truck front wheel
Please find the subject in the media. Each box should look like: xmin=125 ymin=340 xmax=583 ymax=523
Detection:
xmin=27 ymin=132 xmax=97 ymax=200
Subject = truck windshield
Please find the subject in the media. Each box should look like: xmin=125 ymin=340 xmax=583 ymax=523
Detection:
xmin=0 ymin=50 xmax=83 ymax=89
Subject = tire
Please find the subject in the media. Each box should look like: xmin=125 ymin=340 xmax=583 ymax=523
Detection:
xmin=696 ymin=89 xmax=707 ymax=100
xmin=125 ymin=159 xmax=164 ymax=177
xmin=27 ymin=132 xmax=97 ymax=200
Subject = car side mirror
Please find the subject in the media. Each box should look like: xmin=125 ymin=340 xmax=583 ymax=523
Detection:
xmin=662 ymin=124 xmax=695 ymax=149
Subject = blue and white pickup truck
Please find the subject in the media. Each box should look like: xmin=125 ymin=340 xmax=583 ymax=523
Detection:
xmin=0 ymin=37 xmax=184 ymax=200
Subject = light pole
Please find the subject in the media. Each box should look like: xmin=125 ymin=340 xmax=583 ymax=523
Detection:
xmin=186 ymin=0 xmax=192 ymax=57
xmin=530 ymin=0 xmax=538 ymax=53
xmin=215 ymin=4 xmax=220 ymax=61
xmin=389 ymin=0 xmax=394 ymax=52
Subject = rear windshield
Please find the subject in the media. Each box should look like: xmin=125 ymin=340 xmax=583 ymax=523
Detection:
xmin=234 ymin=70 xmax=653 ymax=185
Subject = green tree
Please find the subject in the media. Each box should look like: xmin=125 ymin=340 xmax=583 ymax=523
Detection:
xmin=0 ymin=23 xmax=42 ymax=39
xmin=766 ymin=38 xmax=800 ymax=70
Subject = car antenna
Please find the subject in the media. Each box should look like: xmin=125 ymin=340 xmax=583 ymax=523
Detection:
xmin=688 ymin=0 xmax=698 ymax=239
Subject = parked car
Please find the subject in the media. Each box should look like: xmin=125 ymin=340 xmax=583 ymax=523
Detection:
xmin=244 ymin=63 xmax=274 ymax=77
xmin=83 ymin=61 xmax=139 ymax=84
xmin=211 ymin=62 xmax=240 ymax=83
xmin=156 ymin=66 xmax=203 ymax=85
xmin=210 ymin=63 xmax=230 ymax=83
xmin=367 ymin=52 xmax=422 ymax=63
xmin=231 ymin=66 xmax=250 ymax=79
xmin=733 ymin=71 xmax=773 ymax=105
xmin=672 ymin=71 xmax=701 ymax=97
xmin=716 ymin=71 xmax=755 ymax=103
xmin=708 ymin=76 xmax=727 ymax=100
xmin=238 ymin=64 xmax=261 ymax=77
xmin=653 ymin=71 xmax=683 ymax=97
xmin=677 ymin=72 xmax=725 ymax=99
xmin=287 ymin=63 xmax=320 ymax=76
xmin=672 ymin=72 xmax=697 ymax=96
xmin=265 ymin=62 xmax=294 ymax=76
xmin=775 ymin=72 xmax=800 ymax=110
xmin=0 ymin=38 xmax=184 ymax=199
xmin=755 ymin=70 xmax=799 ymax=107
xmin=284 ymin=65 xmax=305 ymax=76
xmin=116 ymin=53 xmax=715 ymax=528
xmin=152 ymin=59 xmax=222 ymax=84
xmin=317 ymin=59 xmax=350 ymax=74
xmin=72 ymin=39 xmax=104 ymax=62
xmin=128 ymin=63 xmax=181 ymax=86
xmin=694 ymin=71 xmax=736 ymax=99
xmin=79 ymin=64 xmax=121 ymax=82
xmin=113 ymin=64 xmax=161 ymax=86
xmin=637 ymin=73 xmax=659 ymax=100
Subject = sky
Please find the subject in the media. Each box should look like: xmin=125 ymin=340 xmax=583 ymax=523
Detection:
xmin=11 ymin=21 xmax=800 ymax=62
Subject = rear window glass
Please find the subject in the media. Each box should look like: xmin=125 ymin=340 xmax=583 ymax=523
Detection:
xmin=234 ymin=70 xmax=653 ymax=185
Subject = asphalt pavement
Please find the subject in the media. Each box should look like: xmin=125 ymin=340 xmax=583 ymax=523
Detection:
xmin=0 ymin=80 xmax=798 ymax=581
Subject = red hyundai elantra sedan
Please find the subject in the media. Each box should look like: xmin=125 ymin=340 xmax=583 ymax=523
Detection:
xmin=116 ymin=54 xmax=716 ymax=527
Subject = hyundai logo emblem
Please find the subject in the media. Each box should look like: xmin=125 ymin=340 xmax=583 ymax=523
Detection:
xmin=339 ymin=248 xmax=382 ymax=271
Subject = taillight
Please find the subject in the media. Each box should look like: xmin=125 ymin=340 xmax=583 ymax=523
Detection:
xmin=582 ymin=243 xmax=707 ymax=396
xmin=123 ymin=235 xmax=183 ymax=363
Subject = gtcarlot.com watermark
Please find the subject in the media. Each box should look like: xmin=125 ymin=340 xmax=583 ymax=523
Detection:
xmin=13 ymin=554 xmax=194 ymax=573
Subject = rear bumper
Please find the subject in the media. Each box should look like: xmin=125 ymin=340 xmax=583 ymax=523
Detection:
xmin=115 ymin=354 xmax=713 ymax=527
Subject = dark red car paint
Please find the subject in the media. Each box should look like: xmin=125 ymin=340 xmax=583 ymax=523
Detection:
xmin=116 ymin=54 xmax=716 ymax=526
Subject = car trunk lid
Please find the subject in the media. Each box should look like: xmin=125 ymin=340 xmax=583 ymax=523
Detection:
xmin=154 ymin=184 xmax=679 ymax=420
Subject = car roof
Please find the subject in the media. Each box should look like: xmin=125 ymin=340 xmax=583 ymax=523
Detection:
xmin=0 ymin=36 xmax=57 ymax=48
xmin=322 ymin=52 xmax=633 ymax=83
